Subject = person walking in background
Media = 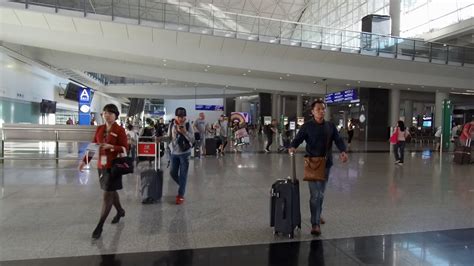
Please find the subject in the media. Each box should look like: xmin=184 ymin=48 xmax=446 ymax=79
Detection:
xmin=265 ymin=119 xmax=278 ymax=152
xmin=288 ymin=99 xmax=348 ymax=236
xmin=125 ymin=123 xmax=138 ymax=162
xmin=78 ymin=104 xmax=128 ymax=239
xmin=168 ymin=107 xmax=195 ymax=205
xmin=214 ymin=115 xmax=228 ymax=155
xmin=193 ymin=112 xmax=207 ymax=155
xmin=393 ymin=120 xmax=410 ymax=165
xmin=347 ymin=120 xmax=354 ymax=147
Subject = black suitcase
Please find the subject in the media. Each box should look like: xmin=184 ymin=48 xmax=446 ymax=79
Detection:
xmin=193 ymin=139 xmax=201 ymax=158
xmin=140 ymin=142 xmax=163 ymax=203
xmin=454 ymin=139 xmax=472 ymax=164
xmin=270 ymin=153 xmax=301 ymax=238
xmin=205 ymin=138 xmax=217 ymax=156
xmin=140 ymin=169 xmax=163 ymax=203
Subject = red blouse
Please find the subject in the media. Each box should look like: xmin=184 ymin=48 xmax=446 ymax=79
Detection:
xmin=83 ymin=123 xmax=128 ymax=169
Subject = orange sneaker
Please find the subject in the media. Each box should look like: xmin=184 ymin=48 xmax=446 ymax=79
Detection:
xmin=175 ymin=196 xmax=184 ymax=205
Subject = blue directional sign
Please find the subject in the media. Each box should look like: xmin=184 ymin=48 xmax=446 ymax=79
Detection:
xmin=78 ymin=88 xmax=91 ymax=125
xmin=325 ymin=89 xmax=359 ymax=105
xmin=195 ymin=105 xmax=224 ymax=111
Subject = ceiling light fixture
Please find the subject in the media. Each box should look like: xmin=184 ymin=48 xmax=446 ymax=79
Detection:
xmin=279 ymin=77 xmax=283 ymax=80
xmin=206 ymin=65 xmax=210 ymax=68
xmin=390 ymin=83 xmax=394 ymax=86
xmin=407 ymin=88 xmax=411 ymax=90
xmin=248 ymin=70 xmax=251 ymax=73
xmin=346 ymin=83 xmax=350 ymax=86
xmin=204 ymin=69 xmax=208 ymax=72
xmin=357 ymin=81 xmax=361 ymax=83
xmin=163 ymin=63 xmax=167 ymax=66
xmin=243 ymin=73 xmax=247 ymax=76
xmin=270 ymin=39 xmax=276 ymax=43
xmin=162 ymin=59 xmax=167 ymax=62
xmin=286 ymin=74 xmax=290 ymax=77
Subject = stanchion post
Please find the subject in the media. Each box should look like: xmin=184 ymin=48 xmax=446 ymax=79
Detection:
xmin=55 ymin=131 xmax=59 ymax=165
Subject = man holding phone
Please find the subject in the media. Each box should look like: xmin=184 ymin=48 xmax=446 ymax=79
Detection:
xmin=168 ymin=107 xmax=195 ymax=205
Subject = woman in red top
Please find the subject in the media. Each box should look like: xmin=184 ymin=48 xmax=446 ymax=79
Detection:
xmin=79 ymin=104 xmax=128 ymax=239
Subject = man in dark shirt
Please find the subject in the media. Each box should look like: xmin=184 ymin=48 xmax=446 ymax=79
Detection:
xmin=289 ymin=99 xmax=348 ymax=236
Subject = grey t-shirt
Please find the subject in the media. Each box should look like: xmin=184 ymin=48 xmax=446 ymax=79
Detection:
xmin=194 ymin=119 xmax=207 ymax=134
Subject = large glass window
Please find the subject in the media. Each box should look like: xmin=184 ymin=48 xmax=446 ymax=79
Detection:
xmin=401 ymin=0 xmax=474 ymax=37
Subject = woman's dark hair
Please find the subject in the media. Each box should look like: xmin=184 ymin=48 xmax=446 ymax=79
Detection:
xmin=397 ymin=120 xmax=406 ymax=132
xmin=103 ymin=104 xmax=119 ymax=118
xmin=311 ymin=99 xmax=326 ymax=109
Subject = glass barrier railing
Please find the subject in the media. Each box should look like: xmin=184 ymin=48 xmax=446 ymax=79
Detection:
xmin=9 ymin=0 xmax=474 ymax=66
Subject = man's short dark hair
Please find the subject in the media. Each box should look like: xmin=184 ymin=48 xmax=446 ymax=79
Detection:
xmin=175 ymin=107 xmax=187 ymax=117
xmin=311 ymin=99 xmax=326 ymax=109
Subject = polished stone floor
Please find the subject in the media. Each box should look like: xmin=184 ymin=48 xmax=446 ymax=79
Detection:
xmin=1 ymin=228 xmax=473 ymax=266
xmin=0 ymin=140 xmax=473 ymax=263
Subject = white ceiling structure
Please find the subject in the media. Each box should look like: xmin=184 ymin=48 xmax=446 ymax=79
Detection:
xmin=0 ymin=1 xmax=473 ymax=101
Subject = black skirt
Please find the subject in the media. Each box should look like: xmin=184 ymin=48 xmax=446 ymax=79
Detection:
xmin=98 ymin=169 xmax=123 ymax=191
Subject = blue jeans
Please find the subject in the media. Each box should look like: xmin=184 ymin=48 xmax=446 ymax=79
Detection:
xmin=170 ymin=152 xmax=191 ymax=197
xmin=394 ymin=141 xmax=406 ymax=163
xmin=308 ymin=168 xmax=331 ymax=226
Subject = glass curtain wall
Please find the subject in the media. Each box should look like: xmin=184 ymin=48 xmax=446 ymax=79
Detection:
xmin=299 ymin=0 xmax=390 ymax=32
xmin=400 ymin=0 xmax=473 ymax=37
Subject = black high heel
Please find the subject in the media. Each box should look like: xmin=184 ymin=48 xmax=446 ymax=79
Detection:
xmin=92 ymin=225 xmax=103 ymax=239
xmin=111 ymin=210 xmax=125 ymax=224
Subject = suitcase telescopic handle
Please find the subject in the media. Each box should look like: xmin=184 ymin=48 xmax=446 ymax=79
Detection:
xmin=290 ymin=152 xmax=297 ymax=182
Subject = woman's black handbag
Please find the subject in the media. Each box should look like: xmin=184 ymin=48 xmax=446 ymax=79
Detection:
xmin=111 ymin=147 xmax=134 ymax=176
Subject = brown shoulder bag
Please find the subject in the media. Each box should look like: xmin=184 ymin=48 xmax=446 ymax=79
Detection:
xmin=303 ymin=122 xmax=331 ymax=182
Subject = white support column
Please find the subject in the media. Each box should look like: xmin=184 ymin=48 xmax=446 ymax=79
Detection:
xmin=235 ymin=97 xmax=242 ymax=112
xmin=296 ymin=95 xmax=302 ymax=118
xmin=404 ymin=100 xmax=413 ymax=127
xmin=390 ymin=0 xmax=401 ymax=36
xmin=241 ymin=101 xmax=251 ymax=113
xmin=276 ymin=94 xmax=282 ymax=120
xmin=389 ymin=89 xmax=400 ymax=127
xmin=325 ymin=105 xmax=331 ymax=121
xmin=435 ymin=91 xmax=448 ymax=128
xmin=271 ymin=94 xmax=277 ymax=119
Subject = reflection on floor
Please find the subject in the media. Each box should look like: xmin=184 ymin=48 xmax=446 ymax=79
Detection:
xmin=1 ymin=228 xmax=473 ymax=266
xmin=0 ymin=140 xmax=473 ymax=262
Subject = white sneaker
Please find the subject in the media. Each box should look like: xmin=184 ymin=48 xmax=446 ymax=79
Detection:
xmin=397 ymin=162 xmax=404 ymax=165
xmin=394 ymin=160 xmax=400 ymax=164
xmin=265 ymin=148 xmax=270 ymax=153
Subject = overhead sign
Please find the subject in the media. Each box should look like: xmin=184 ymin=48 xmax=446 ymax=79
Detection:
xmin=325 ymin=89 xmax=359 ymax=105
xmin=195 ymin=105 xmax=224 ymax=111
xmin=78 ymin=88 xmax=91 ymax=125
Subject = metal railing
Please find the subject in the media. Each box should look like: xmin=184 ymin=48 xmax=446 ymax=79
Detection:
xmin=7 ymin=0 xmax=474 ymax=66
xmin=1 ymin=124 xmax=96 ymax=164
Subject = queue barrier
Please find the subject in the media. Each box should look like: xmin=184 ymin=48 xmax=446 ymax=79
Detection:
xmin=1 ymin=123 xmax=96 ymax=164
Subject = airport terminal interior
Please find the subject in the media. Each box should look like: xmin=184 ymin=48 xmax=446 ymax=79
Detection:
xmin=0 ymin=0 xmax=473 ymax=265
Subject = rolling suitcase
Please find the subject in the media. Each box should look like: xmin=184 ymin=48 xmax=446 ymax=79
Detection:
xmin=454 ymin=139 xmax=472 ymax=164
xmin=270 ymin=153 xmax=301 ymax=238
xmin=205 ymin=138 xmax=217 ymax=156
xmin=140 ymin=142 xmax=163 ymax=203
xmin=193 ymin=139 xmax=201 ymax=158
